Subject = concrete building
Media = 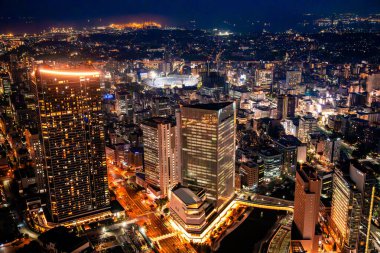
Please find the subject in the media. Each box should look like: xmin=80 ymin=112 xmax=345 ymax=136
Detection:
xmin=277 ymin=94 xmax=296 ymax=119
xmin=323 ymin=136 xmax=342 ymax=164
xmin=255 ymin=69 xmax=273 ymax=87
xmin=24 ymin=128 xmax=46 ymax=193
xmin=298 ymin=114 xmax=317 ymax=143
xmin=170 ymin=185 xmax=210 ymax=234
xmin=115 ymin=90 xmax=134 ymax=121
xmin=292 ymin=163 xmax=321 ymax=253
xmin=349 ymin=160 xmax=377 ymax=253
xmin=274 ymin=135 xmax=306 ymax=176
xmin=152 ymin=96 xmax=172 ymax=117
xmin=240 ymin=161 xmax=264 ymax=189
xmin=286 ymin=70 xmax=302 ymax=87
xmin=141 ymin=117 xmax=180 ymax=197
xmin=258 ymin=147 xmax=282 ymax=181
xmin=330 ymin=169 xmax=362 ymax=252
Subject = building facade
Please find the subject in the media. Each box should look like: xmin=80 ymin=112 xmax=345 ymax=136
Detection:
xmin=141 ymin=117 xmax=180 ymax=197
xmin=292 ymin=163 xmax=321 ymax=253
xmin=179 ymin=102 xmax=236 ymax=211
xmin=35 ymin=65 xmax=110 ymax=223
xmin=331 ymin=169 xmax=362 ymax=252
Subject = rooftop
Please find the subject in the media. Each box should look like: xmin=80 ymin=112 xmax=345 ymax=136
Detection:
xmin=38 ymin=226 xmax=88 ymax=252
xmin=37 ymin=64 xmax=99 ymax=77
xmin=141 ymin=117 xmax=175 ymax=128
xmin=296 ymin=163 xmax=319 ymax=182
xmin=172 ymin=186 xmax=201 ymax=206
xmin=183 ymin=102 xmax=233 ymax=111
xmin=276 ymin=135 xmax=303 ymax=147
xmin=258 ymin=147 xmax=281 ymax=157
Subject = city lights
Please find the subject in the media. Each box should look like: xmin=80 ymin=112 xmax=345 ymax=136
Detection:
xmin=0 ymin=4 xmax=379 ymax=253
xmin=39 ymin=69 xmax=100 ymax=77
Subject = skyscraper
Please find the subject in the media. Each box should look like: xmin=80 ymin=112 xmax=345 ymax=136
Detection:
xmin=349 ymin=160 xmax=377 ymax=253
xmin=179 ymin=102 xmax=235 ymax=211
xmin=277 ymin=94 xmax=296 ymax=120
xmin=34 ymin=65 xmax=110 ymax=223
xmin=331 ymin=168 xmax=362 ymax=252
xmin=292 ymin=163 xmax=321 ymax=253
xmin=141 ymin=117 xmax=180 ymax=197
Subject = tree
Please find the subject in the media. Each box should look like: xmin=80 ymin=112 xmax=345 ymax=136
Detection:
xmin=155 ymin=197 xmax=169 ymax=211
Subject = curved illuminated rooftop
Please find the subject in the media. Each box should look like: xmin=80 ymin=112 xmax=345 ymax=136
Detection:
xmin=39 ymin=68 xmax=100 ymax=76
xmin=143 ymin=75 xmax=198 ymax=88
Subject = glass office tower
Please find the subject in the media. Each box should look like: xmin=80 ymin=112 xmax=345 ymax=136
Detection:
xmin=180 ymin=102 xmax=235 ymax=211
xmin=35 ymin=65 xmax=110 ymax=223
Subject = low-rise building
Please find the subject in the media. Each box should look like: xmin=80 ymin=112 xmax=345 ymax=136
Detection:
xmin=170 ymin=185 xmax=211 ymax=234
xmin=38 ymin=226 xmax=90 ymax=253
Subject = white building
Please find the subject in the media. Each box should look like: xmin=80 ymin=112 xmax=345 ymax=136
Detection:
xmin=141 ymin=117 xmax=180 ymax=197
xmin=170 ymin=185 xmax=209 ymax=233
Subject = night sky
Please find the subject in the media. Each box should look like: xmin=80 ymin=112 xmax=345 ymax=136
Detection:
xmin=0 ymin=0 xmax=379 ymax=32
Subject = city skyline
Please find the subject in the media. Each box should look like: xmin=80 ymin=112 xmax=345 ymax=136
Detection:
xmin=0 ymin=2 xmax=380 ymax=253
xmin=0 ymin=0 xmax=380 ymax=33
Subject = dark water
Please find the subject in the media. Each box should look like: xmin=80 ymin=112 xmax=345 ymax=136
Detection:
xmin=217 ymin=208 xmax=285 ymax=253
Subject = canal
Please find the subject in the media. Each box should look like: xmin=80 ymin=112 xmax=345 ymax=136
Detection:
xmin=216 ymin=208 xmax=287 ymax=253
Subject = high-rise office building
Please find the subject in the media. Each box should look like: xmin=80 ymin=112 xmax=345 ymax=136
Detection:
xmin=152 ymin=97 xmax=172 ymax=117
xmin=286 ymin=70 xmax=302 ymax=87
xmin=349 ymin=160 xmax=377 ymax=253
xmin=258 ymin=147 xmax=282 ymax=181
xmin=0 ymin=72 xmax=11 ymax=96
xmin=141 ymin=117 xmax=180 ymax=197
xmin=179 ymin=102 xmax=235 ymax=211
xmin=331 ymin=168 xmax=362 ymax=252
xmin=34 ymin=65 xmax=110 ymax=223
xmin=255 ymin=69 xmax=273 ymax=87
xmin=292 ymin=163 xmax=321 ymax=253
xmin=323 ymin=136 xmax=342 ymax=164
xmin=274 ymin=135 xmax=306 ymax=176
xmin=277 ymin=94 xmax=296 ymax=119
xmin=298 ymin=113 xmax=317 ymax=143
xmin=200 ymin=71 xmax=229 ymax=96
xmin=115 ymin=90 xmax=134 ymax=121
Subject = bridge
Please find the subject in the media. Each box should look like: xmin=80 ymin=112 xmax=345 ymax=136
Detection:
xmin=235 ymin=192 xmax=294 ymax=212
xmin=150 ymin=232 xmax=178 ymax=242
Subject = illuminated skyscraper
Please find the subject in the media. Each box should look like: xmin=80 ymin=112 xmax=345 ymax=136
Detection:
xmin=331 ymin=168 xmax=362 ymax=252
xmin=179 ymin=102 xmax=236 ymax=211
xmin=349 ymin=160 xmax=376 ymax=253
xmin=34 ymin=65 xmax=110 ymax=223
xmin=292 ymin=163 xmax=321 ymax=253
xmin=141 ymin=117 xmax=180 ymax=197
